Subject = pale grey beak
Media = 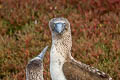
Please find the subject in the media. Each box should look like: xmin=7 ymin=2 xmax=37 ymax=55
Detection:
xmin=37 ymin=46 xmax=48 ymax=60
xmin=54 ymin=23 xmax=65 ymax=33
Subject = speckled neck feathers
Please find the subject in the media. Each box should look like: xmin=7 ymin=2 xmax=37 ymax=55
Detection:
xmin=51 ymin=29 xmax=72 ymax=59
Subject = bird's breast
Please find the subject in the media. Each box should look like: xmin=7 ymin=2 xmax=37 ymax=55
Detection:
xmin=50 ymin=45 xmax=66 ymax=80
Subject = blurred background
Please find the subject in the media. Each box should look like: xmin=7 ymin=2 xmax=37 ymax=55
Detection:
xmin=0 ymin=0 xmax=120 ymax=80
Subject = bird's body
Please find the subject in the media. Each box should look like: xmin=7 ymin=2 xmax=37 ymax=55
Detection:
xmin=26 ymin=46 xmax=48 ymax=80
xmin=49 ymin=18 xmax=112 ymax=80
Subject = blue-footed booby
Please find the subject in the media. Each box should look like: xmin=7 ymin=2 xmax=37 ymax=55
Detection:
xmin=49 ymin=18 xmax=112 ymax=80
xmin=26 ymin=46 xmax=48 ymax=80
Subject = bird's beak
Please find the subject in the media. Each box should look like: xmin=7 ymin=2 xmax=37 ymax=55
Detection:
xmin=54 ymin=23 xmax=65 ymax=33
xmin=38 ymin=46 xmax=48 ymax=60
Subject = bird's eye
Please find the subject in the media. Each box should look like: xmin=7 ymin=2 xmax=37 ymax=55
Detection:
xmin=52 ymin=23 xmax=55 ymax=31
xmin=53 ymin=23 xmax=56 ymax=27
xmin=63 ymin=23 xmax=67 ymax=30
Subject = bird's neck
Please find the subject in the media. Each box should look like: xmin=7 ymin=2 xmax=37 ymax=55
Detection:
xmin=50 ymin=32 xmax=72 ymax=80
xmin=51 ymin=32 xmax=72 ymax=60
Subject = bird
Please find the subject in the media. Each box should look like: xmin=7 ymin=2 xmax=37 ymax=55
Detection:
xmin=26 ymin=46 xmax=48 ymax=80
xmin=49 ymin=17 xmax=112 ymax=80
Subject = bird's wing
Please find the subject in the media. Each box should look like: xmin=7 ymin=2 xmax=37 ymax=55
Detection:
xmin=63 ymin=59 xmax=112 ymax=80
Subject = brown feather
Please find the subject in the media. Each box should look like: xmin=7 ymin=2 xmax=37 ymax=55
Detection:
xmin=63 ymin=59 xmax=111 ymax=80
xmin=26 ymin=59 xmax=43 ymax=80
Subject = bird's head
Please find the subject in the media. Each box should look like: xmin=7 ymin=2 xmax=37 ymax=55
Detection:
xmin=49 ymin=18 xmax=71 ymax=38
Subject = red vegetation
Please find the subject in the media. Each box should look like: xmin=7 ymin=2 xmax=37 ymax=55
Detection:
xmin=0 ymin=0 xmax=120 ymax=80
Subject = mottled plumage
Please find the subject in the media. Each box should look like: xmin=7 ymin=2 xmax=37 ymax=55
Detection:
xmin=26 ymin=46 xmax=48 ymax=80
xmin=49 ymin=18 xmax=112 ymax=80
